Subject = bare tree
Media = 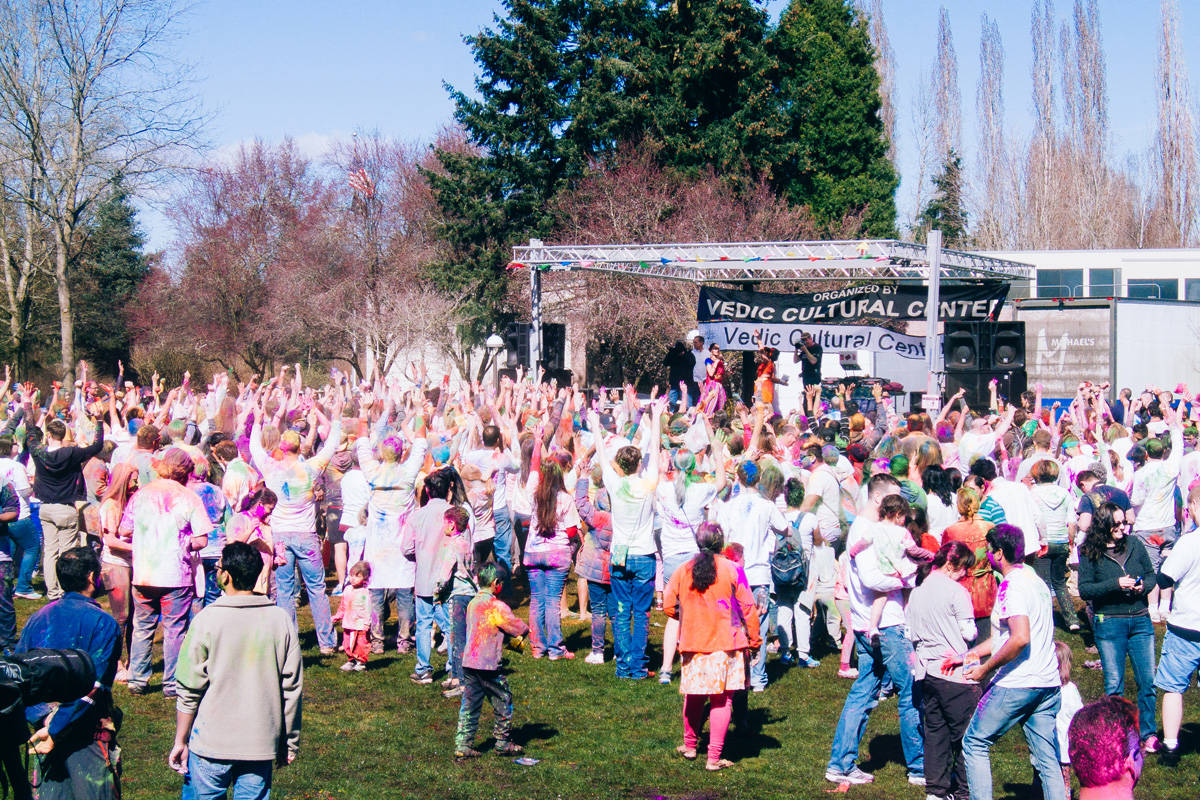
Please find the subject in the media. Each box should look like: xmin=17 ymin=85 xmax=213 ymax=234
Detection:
xmin=856 ymin=0 xmax=896 ymax=166
xmin=0 ymin=0 xmax=204 ymax=384
xmin=909 ymin=73 xmax=937 ymax=232
xmin=974 ymin=13 xmax=1008 ymax=248
xmin=933 ymin=7 xmax=961 ymax=161
xmin=1024 ymin=0 xmax=1057 ymax=245
xmin=1152 ymin=0 xmax=1199 ymax=247
xmin=1059 ymin=0 xmax=1110 ymax=247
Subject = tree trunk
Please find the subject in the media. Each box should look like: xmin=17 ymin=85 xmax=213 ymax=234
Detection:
xmin=54 ymin=230 xmax=74 ymax=385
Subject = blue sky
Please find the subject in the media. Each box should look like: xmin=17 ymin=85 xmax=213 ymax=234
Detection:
xmin=142 ymin=0 xmax=1198 ymax=252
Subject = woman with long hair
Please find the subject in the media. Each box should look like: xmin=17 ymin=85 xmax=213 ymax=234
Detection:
xmin=226 ymin=486 xmax=280 ymax=597
xmin=941 ymin=486 xmax=997 ymax=646
xmin=922 ymin=465 xmax=959 ymax=544
xmin=524 ymin=458 xmax=579 ymax=659
xmin=509 ymin=432 xmax=537 ymax=570
xmin=99 ymin=462 xmax=139 ymax=681
xmin=1077 ymin=501 xmax=1158 ymax=751
xmin=663 ymin=521 xmax=761 ymax=771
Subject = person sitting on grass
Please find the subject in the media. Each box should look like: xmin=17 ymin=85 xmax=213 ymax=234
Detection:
xmin=454 ymin=563 xmax=529 ymax=760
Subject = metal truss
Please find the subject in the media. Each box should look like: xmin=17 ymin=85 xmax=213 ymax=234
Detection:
xmin=510 ymin=239 xmax=1034 ymax=283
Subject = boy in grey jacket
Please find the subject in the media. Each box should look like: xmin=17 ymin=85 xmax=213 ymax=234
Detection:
xmin=170 ymin=541 xmax=303 ymax=798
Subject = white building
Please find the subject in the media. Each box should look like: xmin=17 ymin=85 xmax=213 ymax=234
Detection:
xmin=978 ymin=247 xmax=1200 ymax=300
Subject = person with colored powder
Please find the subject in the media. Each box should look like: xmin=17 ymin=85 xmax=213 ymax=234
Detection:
xmin=453 ymin=563 xmax=528 ymax=760
xmin=119 ymin=447 xmax=213 ymax=697
xmin=248 ymin=395 xmax=343 ymax=655
xmin=331 ymin=560 xmax=373 ymax=672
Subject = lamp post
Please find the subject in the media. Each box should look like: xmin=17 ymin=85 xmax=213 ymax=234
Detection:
xmin=486 ymin=333 xmax=504 ymax=396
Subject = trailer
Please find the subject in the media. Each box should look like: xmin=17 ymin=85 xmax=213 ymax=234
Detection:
xmin=1008 ymin=297 xmax=1200 ymax=397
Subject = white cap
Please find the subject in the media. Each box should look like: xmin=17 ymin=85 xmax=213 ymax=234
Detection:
xmin=686 ymin=329 xmax=701 ymax=340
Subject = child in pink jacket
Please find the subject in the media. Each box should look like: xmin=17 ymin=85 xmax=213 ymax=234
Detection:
xmin=332 ymin=561 xmax=373 ymax=671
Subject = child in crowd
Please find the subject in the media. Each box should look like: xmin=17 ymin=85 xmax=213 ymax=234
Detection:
xmin=438 ymin=506 xmax=476 ymax=698
xmin=1052 ymin=640 xmax=1083 ymax=797
xmin=849 ymin=494 xmax=927 ymax=639
xmin=454 ymin=563 xmax=528 ymax=760
xmin=331 ymin=561 xmax=373 ymax=672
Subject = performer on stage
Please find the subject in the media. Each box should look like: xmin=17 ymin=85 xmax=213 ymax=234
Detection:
xmin=794 ymin=332 xmax=823 ymax=391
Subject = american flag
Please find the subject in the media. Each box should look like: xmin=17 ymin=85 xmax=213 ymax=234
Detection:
xmin=348 ymin=166 xmax=375 ymax=198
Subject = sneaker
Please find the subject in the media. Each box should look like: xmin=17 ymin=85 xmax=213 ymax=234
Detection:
xmin=751 ymin=684 xmax=765 ymax=693
xmin=353 ymin=662 xmax=366 ymax=672
xmin=340 ymin=661 xmax=356 ymax=672
xmin=838 ymin=666 xmax=859 ymax=679
xmin=908 ymin=773 xmax=926 ymax=786
xmin=113 ymin=669 xmax=130 ymax=684
xmin=441 ymin=676 xmax=457 ymax=688
xmin=454 ymin=746 xmax=481 ymax=760
xmin=548 ymin=650 xmax=574 ymax=661
xmin=127 ymin=683 xmax=148 ymax=696
xmin=1159 ymin=744 xmax=1181 ymax=767
xmin=442 ymin=686 xmax=463 ymax=698
xmin=1068 ymin=622 xmax=1081 ymax=632
xmin=799 ymin=655 xmax=821 ymax=669
xmin=319 ymin=647 xmax=336 ymax=656
xmin=409 ymin=671 xmax=433 ymax=685
xmin=1142 ymin=735 xmax=1161 ymax=754
xmin=824 ymin=766 xmax=874 ymax=785
xmin=397 ymin=640 xmax=413 ymax=654
xmin=584 ymin=651 xmax=605 ymax=665
xmin=163 ymin=687 xmax=177 ymax=699
xmin=494 ymin=741 xmax=524 ymax=756
xmin=1084 ymin=659 xmax=1103 ymax=670
xmin=779 ymin=652 xmax=796 ymax=667
xmin=370 ymin=642 xmax=385 ymax=655
xmin=766 ymin=640 xmax=780 ymax=654
xmin=658 ymin=670 xmax=672 ymax=685
xmin=437 ymin=638 xmax=448 ymax=654
xmin=14 ymin=591 xmax=43 ymax=601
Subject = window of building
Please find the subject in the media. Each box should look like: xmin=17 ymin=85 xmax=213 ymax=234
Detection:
xmin=1036 ymin=268 xmax=1083 ymax=298
xmin=1088 ymin=268 xmax=1121 ymax=297
xmin=1186 ymin=279 xmax=1200 ymax=302
xmin=1127 ymin=278 xmax=1178 ymax=300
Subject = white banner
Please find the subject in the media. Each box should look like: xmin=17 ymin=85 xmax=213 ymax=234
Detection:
xmin=698 ymin=322 xmax=937 ymax=361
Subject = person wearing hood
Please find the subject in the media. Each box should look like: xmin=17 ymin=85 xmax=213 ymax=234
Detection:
xmin=1030 ymin=459 xmax=1081 ymax=632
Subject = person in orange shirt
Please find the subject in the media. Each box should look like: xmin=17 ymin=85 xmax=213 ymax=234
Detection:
xmin=663 ymin=522 xmax=761 ymax=772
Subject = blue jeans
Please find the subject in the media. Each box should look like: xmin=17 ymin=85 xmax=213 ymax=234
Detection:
xmin=1095 ymin=613 xmax=1157 ymax=741
xmin=200 ymin=557 xmax=222 ymax=608
xmin=611 ymin=555 xmax=655 ymax=678
xmin=587 ymin=580 xmax=612 ymax=653
xmin=962 ymin=685 xmax=1064 ymax=800
xmin=8 ymin=517 xmax=39 ymax=595
xmin=273 ymin=530 xmax=335 ymax=650
xmin=0 ymin=561 xmax=14 ymax=652
xmin=827 ymin=627 xmax=924 ymax=776
xmin=749 ymin=585 xmax=772 ymax=689
xmin=414 ymin=594 xmax=449 ymax=675
xmin=449 ymin=594 xmax=470 ymax=680
xmin=527 ymin=565 xmax=568 ymax=656
xmin=667 ymin=388 xmax=683 ymax=413
xmin=492 ymin=507 xmax=513 ymax=572
xmin=182 ymin=751 xmax=272 ymax=800
xmin=370 ymin=587 xmax=414 ymax=648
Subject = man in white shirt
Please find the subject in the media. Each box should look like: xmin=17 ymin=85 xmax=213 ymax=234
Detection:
xmin=1152 ymin=484 xmax=1200 ymax=767
xmin=589 ymin=401 xmax=663 ymax=680
xmin=687 ymin=331 xmax=707 ymax=408
xmin=716 ymin=461 xmax=788 ymax=691
xmin=1130 ymin=404 xmax=1183 ymax=621
xmin=462 ymin=423 xmax=520 ymax=574
xmin=955 ymin=405 xmax=1014 ymax=475
xmin=800 ymin=446 xmax=845 ymax=548
xmin=826 ymin=474 xmax=924 ymax=787
xmin=961 ymin=523 xmax=1065 ymax=800
xmin=985 ymin=474 xmax=1041 ymax=560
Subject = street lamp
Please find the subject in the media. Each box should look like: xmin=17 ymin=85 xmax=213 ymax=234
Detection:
xmin=486 ymin=333 xmax=504 ymax=395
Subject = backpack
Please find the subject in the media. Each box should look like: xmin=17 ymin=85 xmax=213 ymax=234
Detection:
xmin=770 ymin=516 xmax=810 ymax=589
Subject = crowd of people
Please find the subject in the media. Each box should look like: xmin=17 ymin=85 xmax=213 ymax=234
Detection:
xmin=1 ymin=339 xmax=1195 ymax=799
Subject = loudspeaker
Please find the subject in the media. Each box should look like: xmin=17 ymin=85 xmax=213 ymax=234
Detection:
xmin=944 ymin=368 xmax=1028 ymax=409
xmin=944 ymin=321 xmax=1026 ymax=371
xmin=503 ymin=322 xmax=566 ymax=370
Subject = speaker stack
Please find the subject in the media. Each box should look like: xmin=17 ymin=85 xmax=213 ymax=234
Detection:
xmin=943 ymin=321 xmax=1027 ymax=407
xmin=503 ymin=322 xmax=570 ymax=383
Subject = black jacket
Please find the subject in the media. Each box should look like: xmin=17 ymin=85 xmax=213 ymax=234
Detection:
xmin=31 ymin=422 xmax=104 ymax=505
xmin=1077 ymin=536 xmax=1155 ymax=616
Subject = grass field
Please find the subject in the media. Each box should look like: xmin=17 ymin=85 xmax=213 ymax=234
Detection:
xmin=21 ymin=585 xmax=1197 ymax=800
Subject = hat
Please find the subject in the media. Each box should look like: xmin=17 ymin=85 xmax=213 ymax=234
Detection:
xmin=597 ymin=413 xmax=616 ymax=432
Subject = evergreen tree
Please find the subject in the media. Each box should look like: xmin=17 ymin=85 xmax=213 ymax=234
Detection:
xmin=769 ymin=0 xmax=898 ymax=235
xmin=72 ymin=175 xmax=151 ymax=373
xmin=917 ymin=149 xmax=968 ymax=246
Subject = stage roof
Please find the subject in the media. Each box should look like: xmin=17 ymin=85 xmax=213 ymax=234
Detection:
xmin=510 ymin=239 xmax=1034 ymax=283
